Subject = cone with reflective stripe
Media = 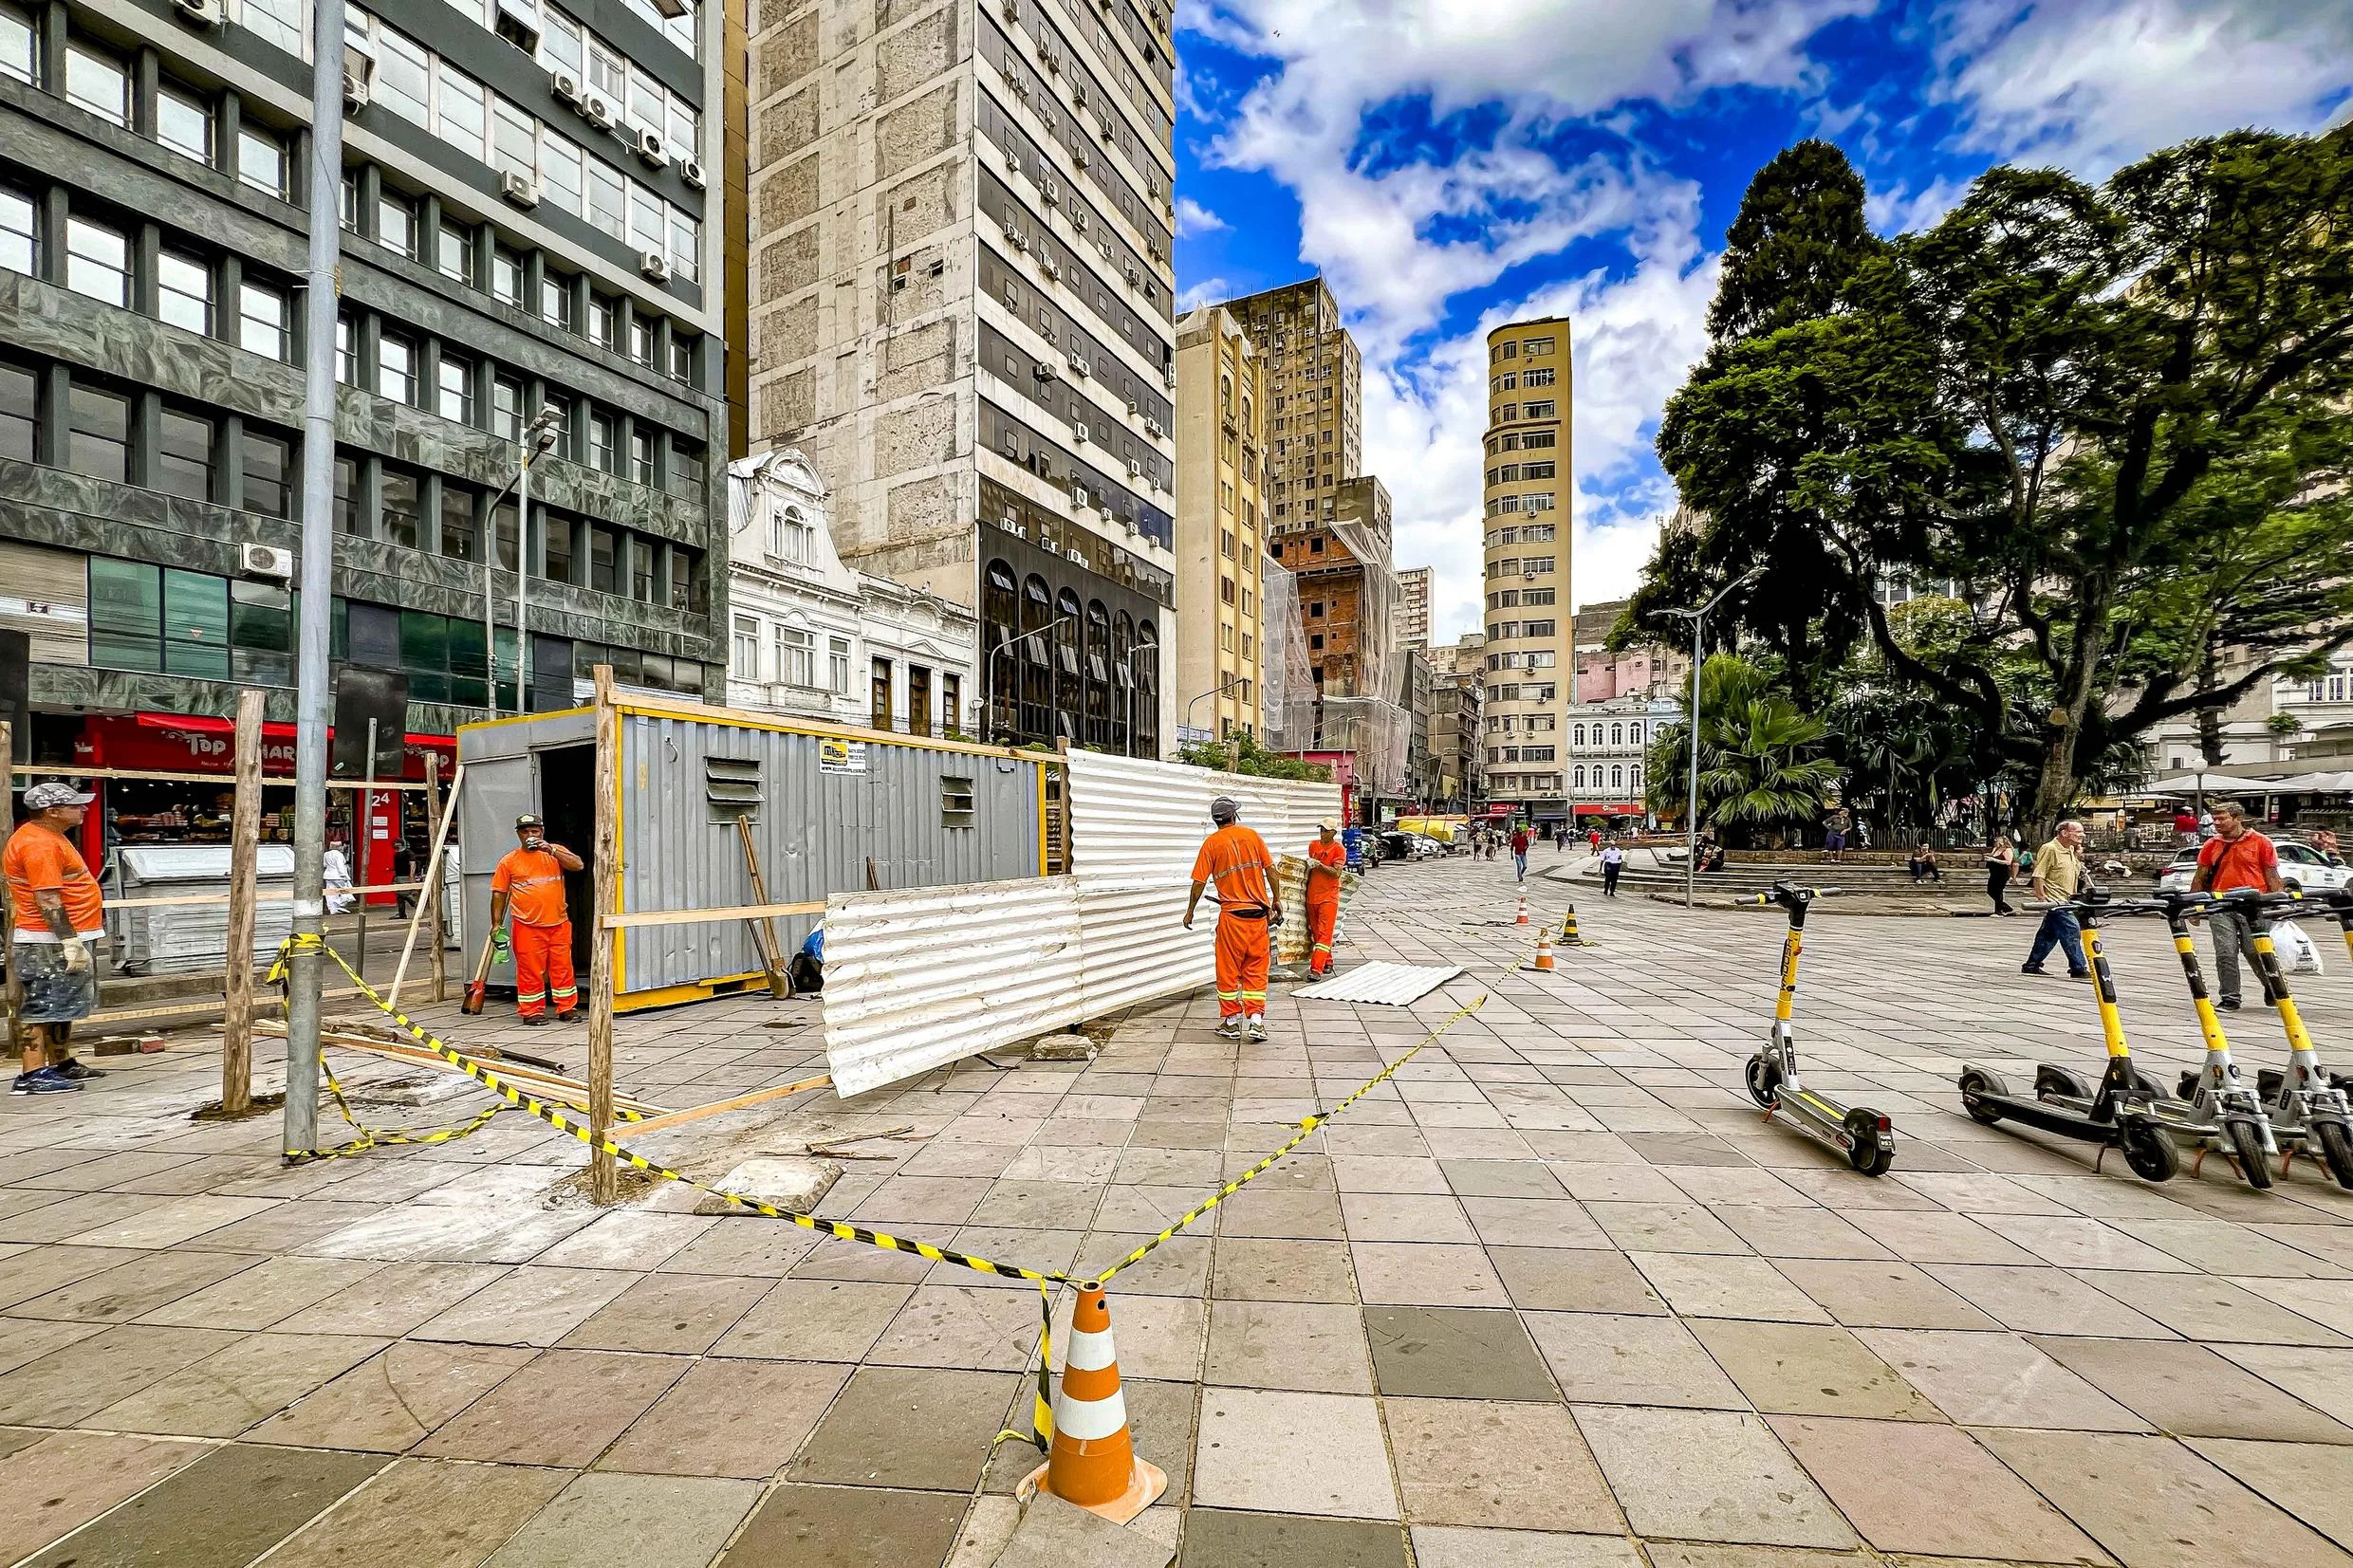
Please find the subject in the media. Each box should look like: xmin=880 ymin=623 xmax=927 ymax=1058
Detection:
xmin=1018 ymin=1282 xmax=1166 ymax=1523
xmin=1515 ymin=895 xmax=1529 ymax=926
xmin=1531 ymin=932 xmax=1555 ymax=971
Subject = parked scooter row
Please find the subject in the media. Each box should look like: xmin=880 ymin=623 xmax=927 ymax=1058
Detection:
xmin=1738 ymin=882 xmax=2353 ymax=1190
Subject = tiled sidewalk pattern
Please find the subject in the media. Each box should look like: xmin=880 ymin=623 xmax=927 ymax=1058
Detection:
xmin=1 ymin=854 xmax=2350 ymax=1566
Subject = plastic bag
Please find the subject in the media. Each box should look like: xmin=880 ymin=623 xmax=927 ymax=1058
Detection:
xmin=2271 ymin=918 xmax=2325 ymax=976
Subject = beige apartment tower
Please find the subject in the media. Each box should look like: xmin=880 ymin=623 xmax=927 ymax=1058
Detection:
xmin=746 ymin=0 xmax=1181 ymax=752
xmin=1481 ymin=317 xmax=1572 ymax=824
xmin=1175 ymin=307 xmax=1267 ymax=742
xmin=1395 ymin=564 xmax=1432 ymax=651
xmin=1218 ymin=278 xmax=1362 ymax=535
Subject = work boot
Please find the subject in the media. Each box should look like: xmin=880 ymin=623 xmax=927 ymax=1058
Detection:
xmin=1214 ymin=1019 xmax=1243 ymax=1040
xmin=1246 ymin=1018 xmax=1269 ymax=1043
xmin=518 ymin=1014 xmax=549 ymax=1027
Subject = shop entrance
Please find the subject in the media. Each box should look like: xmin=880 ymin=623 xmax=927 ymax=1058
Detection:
xmin=534 ymin=744 xmax=598 ymax=973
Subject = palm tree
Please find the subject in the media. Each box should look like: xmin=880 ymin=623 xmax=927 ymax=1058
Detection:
xmin=1647 ymin=655 xmax=1843 ymax=847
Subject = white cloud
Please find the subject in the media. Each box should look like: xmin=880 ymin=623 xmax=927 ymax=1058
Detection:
xmin=1865 ymin=174 xmax=1970 ymax=236
xmin=1935 ymin=0 xmax=2353 ymax=175
xmin=1176 ymin=276 xmax=1232 ymax=312
xmin=1175 ymin=196 xmax=1230 ymax=237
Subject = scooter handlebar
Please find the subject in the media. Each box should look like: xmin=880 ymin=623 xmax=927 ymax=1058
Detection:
xmin=1753 ymin=882 xmax=1841 ymax=906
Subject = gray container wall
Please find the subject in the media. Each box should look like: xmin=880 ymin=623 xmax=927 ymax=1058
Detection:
xmin=458 ymin=706 xmax=1044 ymax=1004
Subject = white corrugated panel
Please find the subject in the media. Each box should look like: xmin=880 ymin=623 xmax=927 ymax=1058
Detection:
xmin=1062 ymin=750 xmax=1343 ymax=887
xmin=823 ymin=878 xmax=1086 ymax=1097
xmin=1075 ymin=877 xmax=1214 ymax=1017
xmin=1292 ymin=962 xmax=1465 ymax=1005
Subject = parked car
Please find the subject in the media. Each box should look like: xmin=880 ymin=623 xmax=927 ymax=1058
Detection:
xmin=1372 ymin=829 xmax=1443 ymax=863
xmin=2153 ymin=840 xmax=2353 ymax=895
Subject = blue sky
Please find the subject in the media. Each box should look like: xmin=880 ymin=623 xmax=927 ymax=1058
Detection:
xmin=1168 ymin=0 xmax=2353 ymax=643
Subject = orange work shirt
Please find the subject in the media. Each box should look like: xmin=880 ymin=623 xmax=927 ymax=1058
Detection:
xmin=4 ymin=821 xmax=104 ymax=938
xmin=1192 ymin=824 xmax=1275 ymax=913
xmin=1307 ymin=838 xmax=1346 ymax=897
xmin=492 ymin=846 xmax=571 ymax=927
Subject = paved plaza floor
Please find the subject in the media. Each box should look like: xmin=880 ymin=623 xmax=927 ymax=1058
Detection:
xmin=4 ymin=853 xmax=2352 ymax=1567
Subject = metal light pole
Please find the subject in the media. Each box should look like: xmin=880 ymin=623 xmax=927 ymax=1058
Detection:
xmin=1185 ymin=674 xmax=1246 ymax=739
xmin=1662 ymin=567 xmax=1760 ymax=910
xmin=513 ymin=405 xmax=563 ymax=713
xmin=285 ymin=0 xmax=348 ymax=1160
xmin=983 ymin=612 xmax=1077 ymax=744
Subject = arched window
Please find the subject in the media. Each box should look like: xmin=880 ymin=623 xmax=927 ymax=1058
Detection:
xmin=1611 ymin=765 xmax=1624 ymax=790
xmin=1084 ymin=600 xmax=1112 ymax=747
xmin=1021 ymin=575 xmax=1052 ymax=740
xmin=1111 ymin=611 xmax=1134 ymax=754
xmin=1572 ymin=766 xmax=1585 ymax=789
xmin=1629 ymin=764 xmax=1641 ymax=790
xmin=1632 ymin=722 xmax=1645 ymax=744
xmin=771 ymin=502 xmax=809 ymax=563
xmin=1572 ymin=724 xmax=1585 ymax=747
xmin=1135 ymin=621 xmax=1159 ymax=756
xmin=1610 ymin=723 xmax=1623 ymax=747
xmin=1054 ymin=587 xmax=1084 ymax=742
xmin=1220 ymin=374 xmax=1232 ymax=412
xmin=1242 ymin=395 xmax=1253 ymax=429
xmin=985 ymin=561 xmax=1019 ymax=735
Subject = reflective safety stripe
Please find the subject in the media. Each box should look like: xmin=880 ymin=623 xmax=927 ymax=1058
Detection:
xmin=1053 ymin=1388 xmax=1128 ymax=1441
xmin=1215 ymin=989 xmax=1239 ymax=1001
xmin=1311 ymin=943 xmax=1332 ymax=954
xmin=1065 ymin=1326 xmax=1117 ymax=1372
xmin=1239 ymin=989 xmax=1267 ymax=1001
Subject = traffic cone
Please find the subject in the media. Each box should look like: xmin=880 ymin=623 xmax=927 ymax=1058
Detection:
xmin=1515 ymin=895 xmax=1529 ymax=926
xmin=1020 ymin=1283 xmax=1167 ymax=1523
xmin=1562 ymin=905 xmax=1586 ymax=947
xmin=1531 ymin=932 xmax=1556 ymax=971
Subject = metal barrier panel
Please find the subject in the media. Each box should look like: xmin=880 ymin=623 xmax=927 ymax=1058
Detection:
xmin=823 ymin=877 xmax=1086 ymax=1097
xmin=1061 ymin=749 xmax=1343 ymax=885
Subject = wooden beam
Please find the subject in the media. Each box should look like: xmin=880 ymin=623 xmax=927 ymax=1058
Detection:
xmin=599 ymin=899 xmax=828 ymax=930
xmin=734 ymin=815 xmax=790 ymax=999
xmin=587 ymin=664 xmax=619 ymax=1205
xmin=604 ymin=1073 xmax=831 ymax=1137
xmin=219 ymin=691 xmax=265 ymax=1117
xmin=9 ymin=764 xmax=424 ymax=789
xmin=385 ymin=757 xmax=464 ymax=1011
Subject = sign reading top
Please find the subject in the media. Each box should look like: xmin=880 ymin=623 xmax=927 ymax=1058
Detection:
xmin=818 ymin=737 xmax=869 ymax=775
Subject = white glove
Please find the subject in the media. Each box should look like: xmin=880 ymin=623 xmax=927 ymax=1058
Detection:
xmin=61 ymin=939 xmax=91 ymax=975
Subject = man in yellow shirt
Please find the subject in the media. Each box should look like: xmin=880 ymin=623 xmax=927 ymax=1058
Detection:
xmin=2021 ymin=820 xmax=2090 ymax=979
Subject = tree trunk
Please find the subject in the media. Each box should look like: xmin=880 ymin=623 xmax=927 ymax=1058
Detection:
xmin=2026 ymin=583 xmax=2115 ymax=846
xmin=2195 ymin=639 xmax=2224 ymax=768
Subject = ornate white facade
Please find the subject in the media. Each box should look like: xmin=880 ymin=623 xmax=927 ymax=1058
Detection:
xmin=725 ymin=452 xmax=977 ymax=736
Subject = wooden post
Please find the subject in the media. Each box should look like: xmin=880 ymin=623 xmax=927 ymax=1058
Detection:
xmin=587 ymin=665 xmax=619 ymax=1204
xmin=733 ymin=815 xmax=790 ymax=998
xmin=424 ymin=755 xmax=448 ymax=1004
xmin=351 ymin=717 xmax=376 ymax=982
xmin=219 ymin=692 xmax=266 ymax=1117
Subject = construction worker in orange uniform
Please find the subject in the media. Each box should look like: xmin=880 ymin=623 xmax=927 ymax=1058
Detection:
xmin=490 ymin=814 xmax=584 ymax=1025
xmin=1182 ymin=795 xmax=1277 ymax=1042
xmin=1306 ymin=818 xmax=1347 ymax=977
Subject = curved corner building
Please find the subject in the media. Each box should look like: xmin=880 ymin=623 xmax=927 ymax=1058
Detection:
xmin=1479 ymin=318 xmax=1571 ymax=829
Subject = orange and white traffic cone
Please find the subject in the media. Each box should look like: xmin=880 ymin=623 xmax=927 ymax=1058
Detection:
xmin=1019 ymin=1282 xmax=1167 ymax=1523
xmin=1515 ymin=895 xmax=1529 ymax=926
xmin=1531 ymin=932 xmax=1555 ymax=971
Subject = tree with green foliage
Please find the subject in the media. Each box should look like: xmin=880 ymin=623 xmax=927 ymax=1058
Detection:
xmin=1175 ymin=732 xmax=1332 ymax=782
xmin=1646 ymin=654 xmax=1843 ymax=847
xmin=1628 ymin=127 xmax=2353 ymax=839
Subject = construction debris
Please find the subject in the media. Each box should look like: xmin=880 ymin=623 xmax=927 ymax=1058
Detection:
xmin=1028 ymin=1033 xmax=1098 ymax=1062
xmin=692 ymin=1156 xmax=841 ymax=1216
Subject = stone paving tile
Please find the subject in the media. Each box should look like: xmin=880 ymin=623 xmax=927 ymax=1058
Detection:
xmin=599 ymin=1356 xmax=849 ymax=1477
xmin=2087 ymin=1269 xmax=2351 ymax=1344
xmin=1769 ymin=1414 xmax=2109 ymax=1561
xmin=1204 ymin=1300 xmax=1373 ymax=1393
xmin=1572 ymin=1404 xmax=1856 ymax=1549
xmin=1976 ymin=1427 xmax=2353 ymax=1568
xmin=725 ymin=1483 xmax=968 ymax=1568
xmin=411 ymin=1265 xmax=640 ymax=1349
xmin=269 ymin=1261 xmax=510 ymax=1336
xmin=485 ymin=1471 xmax=763 ymax=1568
xmin=1179 ymin=1508 xmax=1410 ymax=1568
xmin=1382 ymin=1397 xmax=1620 ymax=1531
xmin=867 ymin=1283 xmax=1060 ymax=1373
xmin=712 ymin=1279 xmax=913 ymax=1360
xmin=1350 ymin=1241 xmax=1510 ymax=1305
xmin=1922 ymin=1264 xmax=2177 ymax=1337
xmin=413 ymin=1349 xmax=688 ymax=1467
xmin=1770 ymin=1258 xmax=2000 ymax=1330
xmin=1687 ymin=1320 xmax=1942 ymax=1420
xmin=1193 ymin=1388 xmax=1398 ymax=1519
xmin=245 ymin=1339 xmax=536 ymax=1451
xmin=1711 ymin=1206 xmax=1895 ymax=1260
xmin=9 ymin=1246 xmax=263 ymax=1322
xmin=0 ymin=1322 xmax=242 ymax=1427
xmin=1409 ymin=1527 xmax=1644 ymax=1568
xmin=0 ymin=1317 xmax=103 ymax=1376
xmin=1524 ymin=1312 xmax=1748 ymax=1409
xmin=1488 ymin=1246 xmax=1667 ymax=1314
xmin=2215 ymin=1342 xmax=2353 ymax=1411
xmin=557 ymin=1272 xmax=773 ymax=1356
xmin=258 ymin=1456 xmax=573 ymax=1568
xmin=2027 ymin=1336 xmax=2353 ymax=1443
xmin=2186 ymin=1438 xmax=2353 ymax=1553
xmin=788 ymin=1365 xmax=1021 ymax=1492
xmin=0 ymin=1245 xmax=144 ymax=1310
xmin=85 ymin=1330 xmax=385 ymax=1437
xmin=16 ymin=1441 xmax=389 ymax=1568
xmin=1852 ymin=1327 xmax=2149 ymax=1430
xmin=1210 ymin=1237 xmax=1359 ymax=1302
xmin=1363 ymin=1305 xmax=1558 ymax=1399
xmin=0 ymin=1429 xmax=212 ymax=1566
xmin=1631 ymin=1253 xmax=1835 ymax=1323
xmin=129 ymin=1254 xmax=386 ymax=1331
xmin=2237 ymin=1277 xmax=2353 ymax=1337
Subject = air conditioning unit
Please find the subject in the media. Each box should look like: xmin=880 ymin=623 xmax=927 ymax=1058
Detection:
xmin=1032 ymin=361 xmax=1056 ymax=383
xmin=1073 ymin=149 xmax=1089 ymax=172
xmin=1065 ymin=546 xmax=1085 ymax=563
xmin=551 ymin=68 xmax=583 ymax=104
xmin=1100 ymin=117 xmax=1116 ymax=144
xmin=501 ymin=171 xmax=540 ymax=208
xmin=583 ymin=93 xmax=617 ymax=129
xmin=1069 ymin=482 xmax=1087 ymax=509
xmin=1073 ymin=421 xmax=1090 ymax=444
xmin=1065 ymin=351 xmax=1087 ymax=377
xmin=1072 ymin=83 xmax=1088 ymax=110
xmin=1042 ymin=178 xmax=1061 ymax=206
xmin=1143 ymin=416 xmax=1164 ymax=439
xmin=171 ymin=0 xmax=223 ymax=27
xmin=680 ymin=159 xmax=707 ymax=190
xmin=1125 ymin=456 xmax=1141 ymax=477
xmin=1009 ymin=77 xmax=1029 ymax=102
xmin=1006 ymin=227 xmax=1028 ymax=251
xmin=1000 ymin=0 xmax=1019 ymax=18
xmin=1040 ymin=256 xmax=1060 ymax=281
xmin=639 ymin=249 xmax=672 ymax=282
xmin=239 ymin=542 xmax=293 ymax=581
xmin=1123 ymin=262 xmax=1139 ymax=286
xmin=1125 ymin=397 xmax=1139 ymax=417
xmin=342 ymin=47 xmax=375 ymax=108
xmin=634 ymin=127 xmax=669 ymax=168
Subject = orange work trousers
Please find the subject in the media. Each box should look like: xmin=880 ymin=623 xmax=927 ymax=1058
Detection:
xmin=513 ymin=920 xmax=578 ymax=1019
xmin=1306 ymin=895 xmax=1340 ymax=976
xmin=1214 ymin=913 xmax=1269 ymax=1019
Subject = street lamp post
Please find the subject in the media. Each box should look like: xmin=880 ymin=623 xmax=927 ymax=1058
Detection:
xmin=1662 ymin=566 xmax=1761 ymax=909
xmin=512 ymin=405 xmax=565 ymax=715
xmin=983 ymin=612 xmax=1078 ymax=746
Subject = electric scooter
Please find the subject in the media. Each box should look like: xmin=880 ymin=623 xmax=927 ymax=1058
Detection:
xmin=1742 ymin=883 xmax=1895 ymax=1176
xmin=2216 ymin=889 xmax=2353 ymax=1189
xmin=1957 ymin=889 xmax=2180 ymax=1182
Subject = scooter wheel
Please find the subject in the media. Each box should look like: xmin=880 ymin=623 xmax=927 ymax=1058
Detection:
xmin=1843 ymin=1108 xmax=1894 ymax=1177
xmin=2317 ymin=1121 xmax=2353 ymax=1190
xmin=2035 ymin=1065 xmax=2091 ymax=1102
xmin=2121 ymin=1120 xmax=2179 ymax=1183
xmin=2221 ymin=1118 xmax=2272 ymax=1190
xmin=1958 ymin=1070 xmax=2004 ymax=1126
xmin=1745 ymin=1055 xmax=1782 ymax=1110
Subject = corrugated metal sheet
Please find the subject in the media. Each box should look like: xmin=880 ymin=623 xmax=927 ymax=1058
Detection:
xmin=1062 ymin=749 xmax=1343 ymax=886
xmin=823 ymin=878 xmax=1086 ymax=1097
xmin=1292 ymin=962 xmax=1465 ymax=1005
xmin=1074 ymin=877 xmax=1214 ymax=1017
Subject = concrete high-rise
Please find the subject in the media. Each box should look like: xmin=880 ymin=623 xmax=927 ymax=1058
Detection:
xmin=1395 ymin=564 xmax=1431 ymax=651
xmin=1174 ymin=304 xmax=1264 ymax=744
xmin=1217 ymin=277 xmax=1359 ymax=535
xmin=745 ymin=0 xmax=1180 ymax=753
xmin=1480 ymin=317 xmax=1571 ymax=826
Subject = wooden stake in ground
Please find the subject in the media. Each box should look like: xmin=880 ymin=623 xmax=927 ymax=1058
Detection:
xmin=734 ymin=815 xmax=790 ymax=998
xmin=219 ymin=691 xmax=266 ymax=1117
xmin=587 ymin=664 xmax=620 ymax=1204
xmin=386 ymin=757 xmax=464 ymax=1010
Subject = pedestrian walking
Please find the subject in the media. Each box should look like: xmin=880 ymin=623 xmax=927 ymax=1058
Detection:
xmin=2311 ymin=825 xmax=2344 ymax=867
xmin=1983 ymin=836 xmax=2017 ymax=915
xmin=1601 ymin=840 xmax=1624 ymax=897
xmin=1823 ymin=805 xmax=1851 ymax=862
xmin=2173 ymin=806 xmax=2197 ymax=847
xmin=2191 ymin=801 xmax=2284 ymax=1010
xmin=489 ymin=813 xmax=584 ymax=1024
xmin=1306 ymin=818 xmax=1346 ymax=978
xmin=1510 ymin=824 xmax=1531 ymax=883
xmin=2021 ymin=820 xmax=2090 ymax=979
xmin=6 ymin=784 xmax=110 ymax=1094
xmin=1183 ymin=796 xmax=1277 ymax=1042
xmin=323 ymin=837 xmax=354 ymax=914
xmin=2197 ymin=808 xmax=2216 ymax=842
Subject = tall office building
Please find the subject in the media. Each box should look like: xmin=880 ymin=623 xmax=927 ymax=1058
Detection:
xmin=0 ymin=0 xmax=726 ymax=879
xmin=1218 ymin=276 xmax=1359 ymax=535
xmin=1394 ymin=563 xmax=1430 ymax=650
xmin=1480 ymin=316 xmax=1571 ymax=825
xmin=745 ymin=0 xmax=1179 ymax=755
xmin=1173 ymin=304 xmax=1263 ymax=744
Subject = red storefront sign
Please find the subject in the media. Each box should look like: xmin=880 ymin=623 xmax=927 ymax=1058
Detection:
xmin=76 ymin=713 xmax=454 ymax=781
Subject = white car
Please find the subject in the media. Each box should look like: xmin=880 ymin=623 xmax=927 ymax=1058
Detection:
xmin=2153 ymin=840 xmax=2353 ymax=895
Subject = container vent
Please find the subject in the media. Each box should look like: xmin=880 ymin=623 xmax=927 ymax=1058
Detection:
xmin=706 ymin=756 xmax=763 ymax=821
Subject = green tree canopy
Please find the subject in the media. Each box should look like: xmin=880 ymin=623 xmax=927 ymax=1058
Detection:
xmin=1646 ymin=654 xmax=1843 ymax=847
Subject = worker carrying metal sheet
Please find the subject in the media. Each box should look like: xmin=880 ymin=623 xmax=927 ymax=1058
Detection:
xmin=1183 ymin=795 xmax=1278 ymax=1042
xmin=490 ymin=814 xmax=584 ymax=1025
xmin=1306 ymin=818 xmax=1347 ymax=978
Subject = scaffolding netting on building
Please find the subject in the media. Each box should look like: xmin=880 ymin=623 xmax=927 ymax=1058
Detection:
xmin=1260 ymin=555 xmax=1318 ymax=751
